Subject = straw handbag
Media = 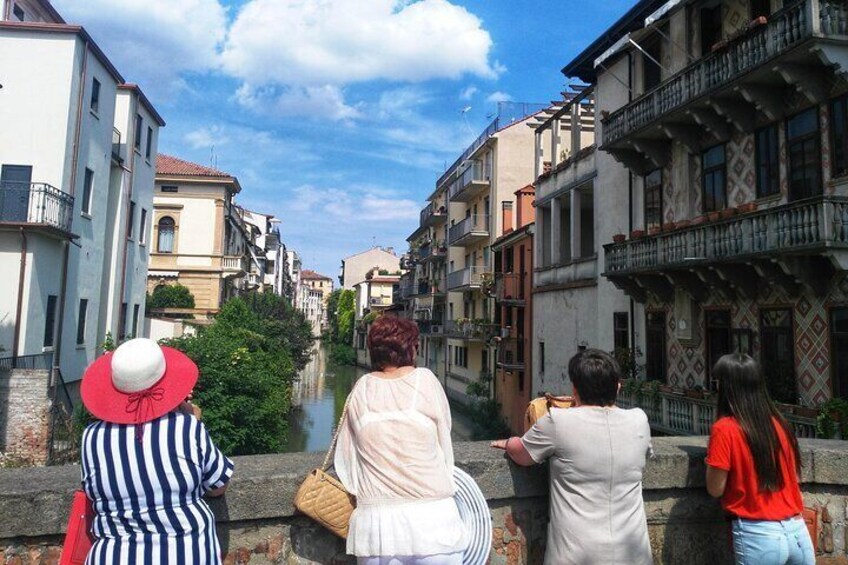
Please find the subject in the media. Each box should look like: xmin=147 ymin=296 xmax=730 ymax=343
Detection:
xmin=294 ymin=396 xmax=356 ymax=538
xmin=524 ymin=393 xmax=574 ymax=432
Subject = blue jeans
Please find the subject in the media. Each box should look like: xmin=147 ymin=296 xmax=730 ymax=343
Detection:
xmin=732 ymin=517 xmax=815 ymax=565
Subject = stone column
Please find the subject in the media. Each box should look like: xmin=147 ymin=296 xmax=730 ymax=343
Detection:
xmin=551 ymin=196 xmax=561 ymax=265
xmin=571 ymin=189 xmax=582 ymax=260
xmin=551 ymin=119 xmax=560 ymax=168
xmin=535 ymin=205 xmax=545 ymax=268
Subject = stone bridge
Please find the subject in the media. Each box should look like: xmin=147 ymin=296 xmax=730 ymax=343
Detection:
xmin=1 ymin=438 xmax=848 ymax=564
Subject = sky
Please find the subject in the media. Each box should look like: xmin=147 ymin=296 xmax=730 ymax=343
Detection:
xmin=52 ymin=0 xmax=637 ymax=278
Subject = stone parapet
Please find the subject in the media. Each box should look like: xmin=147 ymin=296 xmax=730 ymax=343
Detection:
xmin=1 ymin=438 xmax=848 ymax=563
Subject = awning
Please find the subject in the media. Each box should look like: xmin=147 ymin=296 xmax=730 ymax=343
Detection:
xmin=148 ymin=271 xmax=179 ymax=278
xmin=594 ymin=33 xmax=631 ymax=69
xmin=645 ymin=0 xmax=682 ymax=26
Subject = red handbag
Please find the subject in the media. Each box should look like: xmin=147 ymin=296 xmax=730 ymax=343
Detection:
xmin=59 ymin=490 xmax=95 ymax=565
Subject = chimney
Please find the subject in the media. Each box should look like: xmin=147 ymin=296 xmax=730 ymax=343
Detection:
xmin=515 ymin=185 xmax=536 ymax=230
xmin=502 ymin=201 xmax=514 ymax=235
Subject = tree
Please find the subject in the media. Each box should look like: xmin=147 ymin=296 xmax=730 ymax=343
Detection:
xmin=335 ymin=290 xmax=356 ymax=345
xmin=147 ymin=284 xmax=195 ymax=318
xmin=163 ymin=294 xmax=312 ymax=455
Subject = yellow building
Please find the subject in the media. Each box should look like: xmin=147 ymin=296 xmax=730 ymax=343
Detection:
xmin=147 ymin=154 xmax=252 ymax=317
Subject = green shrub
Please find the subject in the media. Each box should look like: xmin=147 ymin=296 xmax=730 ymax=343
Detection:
xmin=147 ymin=284 xmax=196 ymax=318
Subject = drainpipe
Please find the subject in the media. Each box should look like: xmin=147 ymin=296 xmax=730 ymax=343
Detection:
xmin=53 ymin=40 xmax=89 ymax=386
xmin=12 ymin=228 xmax=27 ymax=361
xmin=626 ymin=50 xmax=638 ymax=379
xmin=116 ymin=96 xmax=139 ymax=340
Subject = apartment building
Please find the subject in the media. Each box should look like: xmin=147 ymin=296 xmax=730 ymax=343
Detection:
xmin=563 ymin=0 xmax=848 ymax=428
xmin=339 ymin=247 xmax=400 ymax=290
xmin=353 ymin=272 xmax=401 ymax=367
xmin=492 ymin=185 xmax=536 ymax=434
xmin=0 ymin=2 xmax=163 ymax=386
xmin=287 ymin=250 xmax=302 ymax=304
xmin=238 ymin=207 xmax=291 ymax=296
xmin=299 ymin=270 xmax=333 ymax=335
xmin=148 ymin=155 xmax=252 ymax=317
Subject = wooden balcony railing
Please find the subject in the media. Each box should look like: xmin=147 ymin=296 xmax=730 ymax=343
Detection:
xmin=602 ymin=0 xmax=834 ymax=147
xmin=604 ymin=196 xmax=848 ymax=275
xmin=617 ymin=385 xmax=818 ymax=438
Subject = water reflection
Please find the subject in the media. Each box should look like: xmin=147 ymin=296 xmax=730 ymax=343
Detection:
xmin=284 ymin=344 xmax=472 ymax=453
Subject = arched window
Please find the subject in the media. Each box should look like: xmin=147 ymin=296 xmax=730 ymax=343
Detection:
xmin=157 ymin=216 xmax=175 ymax=253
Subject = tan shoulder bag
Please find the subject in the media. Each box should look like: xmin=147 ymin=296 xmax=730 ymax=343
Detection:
xmin=524 ymin=393 xmax=574 ymax=432
xmin=293 ymin=396 xmax=356 ymax=538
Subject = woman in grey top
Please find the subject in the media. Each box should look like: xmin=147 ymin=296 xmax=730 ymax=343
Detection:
xmin=491 ymin=349 xmax=653 ymax=565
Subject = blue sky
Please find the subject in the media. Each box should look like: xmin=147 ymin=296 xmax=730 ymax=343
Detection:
xmin=53 ymin=0 xmax=636 ymax=278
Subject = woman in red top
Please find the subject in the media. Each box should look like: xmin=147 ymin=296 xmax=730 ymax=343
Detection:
xmin=705 ymin=353 xmax=813 ymax=565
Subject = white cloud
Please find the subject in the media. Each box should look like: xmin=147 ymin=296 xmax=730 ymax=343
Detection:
xmin=486 ymin=91 xmax=513 ymax=104
xmin=184 ymin=126 xmax=229 ymax=150
xmin=290 ymin=184 xmax=418 ymax=222
xmin=53 ymin=0 xmax=227 ymax=99
xmin=234 ymin=84 xmax=363 ymax=122
xmin=222 ymin=0 xmax=498 ymax=86
xmin=459 ymin=86 xmax=478 ymax=101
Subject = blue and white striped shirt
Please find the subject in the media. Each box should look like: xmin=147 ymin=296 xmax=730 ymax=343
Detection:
xmin=81 ymin=411 xmax=234 ymax=564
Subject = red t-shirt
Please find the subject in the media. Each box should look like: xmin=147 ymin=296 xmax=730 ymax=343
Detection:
xmin=705 ymin=416 xmax=803 ymax=520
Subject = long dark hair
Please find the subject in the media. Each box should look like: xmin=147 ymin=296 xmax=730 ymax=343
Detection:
xmin=714 ymin=353 xmax=801 ymax=491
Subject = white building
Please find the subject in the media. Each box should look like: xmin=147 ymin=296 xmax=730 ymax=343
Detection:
xmin=339 ymin=247 xmax=400 ymax=290
xmin=0 ymin=2 xmax=164 ymax=392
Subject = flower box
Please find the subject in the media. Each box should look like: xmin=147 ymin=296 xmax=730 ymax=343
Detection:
xmin=612 ymin=234 xmax=627 ymax=244
xmin=738 ymin=202 xmax=758 ymax=214
xmin=794 ymin=406 xmax=819 ymax=419
xmin=648 ymin=226 xmax=662 ymax=236
xmin=690 ymin=215 xmax=706 ymax=226
xmin=707 ymin=211 xmax=722 ymax=222
xmin=676 ymin=219 xmax=691 ymax=229
xmin=720 ymin=207 xmax=738 ymax=219
xmin=662 ymin=222 xmax=676 ymax=232
xmin=630 ymin=229 xmax=645 ymax=239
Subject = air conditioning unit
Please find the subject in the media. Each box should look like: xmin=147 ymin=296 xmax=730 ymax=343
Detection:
xmin=431 ymin=325 xmax=443 ymax=334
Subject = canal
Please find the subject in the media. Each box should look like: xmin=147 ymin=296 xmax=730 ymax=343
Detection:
xmin=282 ymin=343 xmax=473 ymax=453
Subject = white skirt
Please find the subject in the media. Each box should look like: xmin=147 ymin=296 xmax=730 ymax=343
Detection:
xmin=347 ymin=497 xmax=467 ymax=557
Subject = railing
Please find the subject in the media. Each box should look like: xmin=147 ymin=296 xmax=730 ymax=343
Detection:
xmin=498 ymin=338 xmax=525 ymax=369
xmin=605 ymin=196 xmax=848 ymax=274
xmin=446 ymin=319 xmax=498 ymax=341
xmin=418 ymin=320 xmax=445 ymax=336
xmin=495 ymin=273 xmax=525 ymax=303
xmin=617 ymin=385 xmax=818 ymax=438
xmin=446 ymin=266 xmax=489 ymax=290
xmin=419 ymin=244 xmax=447 ymax=261
xmin=112 ymin=128 xmax=122 ymax=161
xmin=0 ymin=182 xmax=74 ymax=233
xmin=448 ymin=215 xmax=490 ymax=245
xmin=420 ymin=202 xmax=447 ymax=226
xmin=0 ymin=352 xmax=53 ymax=372
xmin=602 ymin=0 xmax=824 ymax=146
xmin=400 ymin=280 xmax=416 ymax=300
xmin=448 ymin=161 xmax=492 ymax=201
xmin=222 ymin=255 xmax=249 ymax=273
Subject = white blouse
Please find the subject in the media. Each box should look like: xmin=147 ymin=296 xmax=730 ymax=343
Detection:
xmin=335 ymin=368 xmax=466 ymax=557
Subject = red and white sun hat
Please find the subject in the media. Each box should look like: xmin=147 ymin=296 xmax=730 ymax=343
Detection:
xmin=81 ymin=338 xmax=198 ymax=425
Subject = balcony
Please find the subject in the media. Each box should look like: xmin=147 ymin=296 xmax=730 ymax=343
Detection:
xmin=418 ymin=320 xmax=445 ymax=337
xmin=419 ymin=243 xmax=447 ymax=262
xmin=111 ymin=128 xmax=123 ymax=163
xmin=495 ymin=273 xmax=526 ymax=305
xmin=449 ymin=215 xmax=490 ymax=247
xmin=448 ymin=161 xmax=491 ymax=202
xmin=446 ymin=319 xmax=498 ymax=342
xmin=497 ymin=338 xmax=525 ymax=371
xmin=369 ymin=296 xmax=393 ymax=308
xmin=603 ymin=196 xmax=848 ymax=301
xmin=617 ymin=382 xmax=817 ymax=438
xmin=0 ymin=182 xmax=74 ymax=236
xmin=399 ymin=278 xmax=416 ymax=300
xmin=222 ymin=255 xmax=249 ymax=276
xmin=420 ymin=202 xmax=448 ymax=227
xmin=601 ymin=0 xmax=848 ymax=170
xmin=446 ymin=266 xmax=489 ymax=291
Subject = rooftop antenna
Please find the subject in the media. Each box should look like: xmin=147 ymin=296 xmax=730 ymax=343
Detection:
xmin=460 ymin=106 xmax=473 ymax=136
xmin=210 ymin=146 xmax=218 ymax=170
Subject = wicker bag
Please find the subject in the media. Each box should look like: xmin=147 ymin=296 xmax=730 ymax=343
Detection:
xmin=294 ymin=396 xmax=356 ymax=538
xmin=524 ymin=393 xmax=574 ymax=432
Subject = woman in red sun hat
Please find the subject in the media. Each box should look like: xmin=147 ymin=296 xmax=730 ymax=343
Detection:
xmin=79 ymin=338 xmax=234 ymax=564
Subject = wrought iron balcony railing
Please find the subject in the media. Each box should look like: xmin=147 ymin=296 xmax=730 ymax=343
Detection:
xmin=602 ymin=0 xmax=838 ymax=147
xmin=448 ymin=215 xmax=490 ymax=247
xmin=0 ymin=182 xmax=74 ymax=234
xmin=445 ymin=319 xmax=498 ymax=341
xmin=604 ymin=196 xmax=848 ymax=275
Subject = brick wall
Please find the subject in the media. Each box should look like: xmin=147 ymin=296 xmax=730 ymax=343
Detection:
xmin=0 ymin=369 xmax=50 ymax=467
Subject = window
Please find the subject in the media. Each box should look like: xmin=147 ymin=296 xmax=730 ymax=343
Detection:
xmin=706 ymin=309 xmax=732 ymax=389
xmin=786 ymin=108 xmax=822 ymax=201
xmin=614 ymin=312 xmax=629 ymax=352
xmin=702 ymin=145 xmax=727 ymax=213
xmin=134 ymin=114 xmax=143 ymax=150
xmin=644 ymin=169 xmax=663 ymax=230
xmin=127 ymin=201 xmax=136 ymax=239
xmin=643 ymin=35 xmax=663 ymax=92
xmin=90 ymin=78 xmax=101 ymax=114
xmin=139 ymin=208 xmax=148 ymax=244
xmin=755 ymin=124 xmax=780 ymax=198
xmin=145 ymin=126 xmax=153 ymax=160
xmin=700 ymin=2 xmax=723 ymax=55
xmin=751 ymin=0 xmax=771 ymax=18
xmin=830 ymin=95 xmax=848 ymax=178
xmin=157 ymin=216 xmax=175 ymax=253
xmin=161 ymin=185 xmax=178 ymax=193
xmin=82 ymin=168 xmax=94 ymax=214
xmin=12 ymin=3 xmax=24 ymax=21
xmin=119 ymin=303 xmax=128 ymax=340
xmin=76 ymin=299 xmax=88 ymax=345
xmin=760 ymin=308 xmax=796 ymax=403
xmin=539 ymin=341 xmax=545 ymax=375
xmin=43 ymin=295 xmax=57 ymax=348
xmin=646 ymin=311 xmax=667 ymax=382
xmin=132 ymin=305 xmax=140 ymax=338
xmin=454 ymin=346 xmax=468 ymax=368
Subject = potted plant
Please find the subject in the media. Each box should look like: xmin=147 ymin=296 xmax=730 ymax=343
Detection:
xmin=662 ymin=221 xmax=676 ymax=232
xmin=816 ymin=398 xmax=848 ymax=439
xmin=738 ymin=201 xmax=758 ymax=214
xmin=648 ymin=226 xmax=662 ymax=236
xmin=720 ymin=207 xmax=738 ymax=219
xmin=612 ymin=233 xmax=627 ymax=244
xmin=630 ymin=229 xmax=645 ymax=239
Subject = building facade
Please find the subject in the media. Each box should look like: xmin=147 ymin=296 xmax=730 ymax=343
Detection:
xmin=353 ymin=273 xmax=401 ymax=367
xmin=148 ymin=155 xmax=252 ymax=318
xmin=339 ymin=247 xmax=400 ymax=290
xmin=298 ymin=270 xmax=333 ymax=336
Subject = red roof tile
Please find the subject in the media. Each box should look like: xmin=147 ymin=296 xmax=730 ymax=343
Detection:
xmin=301 ymin=270 xmax=333 ymax=281
xmin=156 ymin=154 xmax=233 ymax=178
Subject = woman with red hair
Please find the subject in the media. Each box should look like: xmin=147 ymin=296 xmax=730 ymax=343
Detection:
xmin=335 ymin=315 xmax=466 ymax=564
